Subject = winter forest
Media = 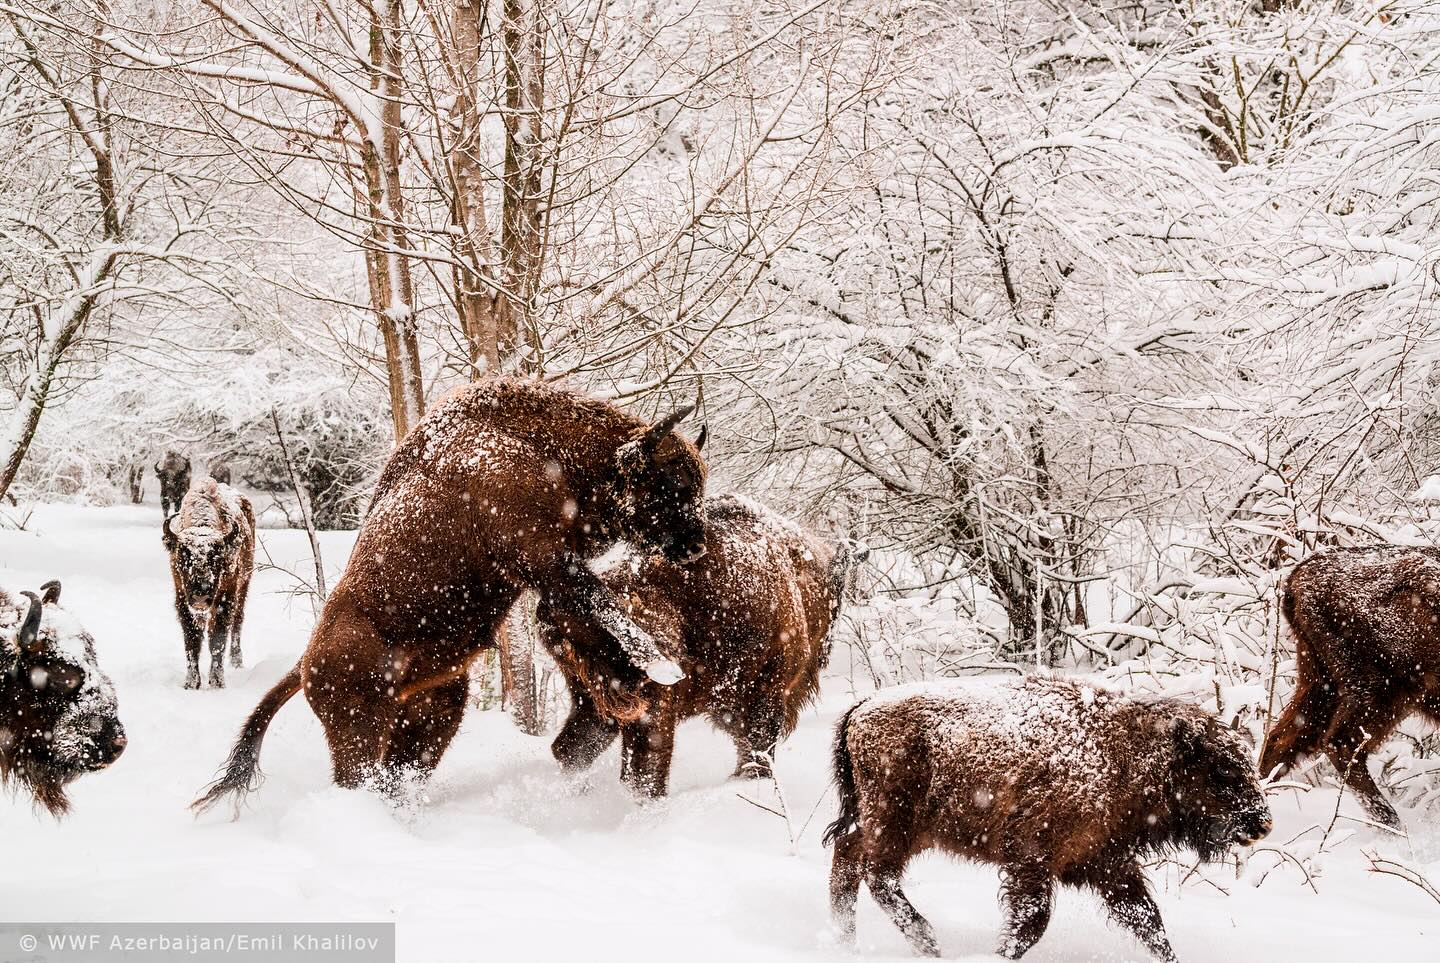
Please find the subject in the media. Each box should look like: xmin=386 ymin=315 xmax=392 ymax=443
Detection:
xmin=1 ymin=0 xmax=1439 ymax=960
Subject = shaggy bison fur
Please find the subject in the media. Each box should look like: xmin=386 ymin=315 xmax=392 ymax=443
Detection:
xmin=825 ymin=676 xmax=1271 ymax=961
xmin=194 ymin=377 xmax=707 ymax=812
xmin=0 ymin=582 xmax=126 ymax=815
xmin=537 ymin=494 xmax=860 ymax=796
xmin=164 ymin=478 xmax=256 ymax=689
xmin=1260 ymin=545 xmax=1440 ymax=828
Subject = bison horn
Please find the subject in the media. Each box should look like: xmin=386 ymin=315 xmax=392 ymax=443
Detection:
xmin=693 ymin=424 xmax=707 ymax=452
xmin=40 ymin=580 xmax=61 ymax=605
xmin=638 ymin=405 xmax=694 ymax=452
xmin=16 ymin=591 xmax=43 ymax=657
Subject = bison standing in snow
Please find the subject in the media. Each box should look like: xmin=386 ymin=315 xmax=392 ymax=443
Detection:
xmin=825 ymin=676 xmax=1271 ymax=961
xmin=194 ymin=377 xmax=708 ymax=811
xmin=1260 ymin=545 xmax=1440 ymax=829
xmin=155 ymin=450 xmax=191 ymax=518
xmin=538 ymin=494 xmax=861 ymax=796
xmin=1 ymin=582 xmax=126 ymax=815
xmin=164 ymin=478 xmax=256 ymax=690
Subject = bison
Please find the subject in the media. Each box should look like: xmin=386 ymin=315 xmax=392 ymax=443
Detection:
xmin=210 ymin=463 xmax=232 ymax=485
xmin=1 ymin=581 xmax=126 ymax=815
xmin=1260 ymin=545 xmax=1440 ymax=829
xmin=163 ymin=478 xmax=256 ymax=690
xmin=194 ymin=377 xmax=708 ymax=812
xmin=155 ymin=450 xmax=191 ymax=517
xmin=825 ymin=676 xmax=1271 ymax=961
xmin=538 ymin=494 xmax=861 ymax=796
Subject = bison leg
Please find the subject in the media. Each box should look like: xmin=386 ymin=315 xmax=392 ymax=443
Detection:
xmin=829 ymin=827 xmax=865 ymax=945
xmin=1324 ymin=710 xmax=1403 ymax=829
xmin=229 ymin=577 xmax=251 ymax=669
xmin=383 ymin=675 xmax=469 ymax=779
xmin=863 ymin=863 xmax=939 ymax=958
xmin=1092 ymin=862 xmax=1176 ymax=963
xmin=305 ymin=618 xmax=396 ymax=788
xmin=619 ymin=699 xmax=677 ymax=798
xmin=996 ymin=864 xmax=1053 ymax=959
xmin=175 ymin=595 xmax=204 ymax=690
xmin=1259 ymin=677 xmax=1336 ymax=778
xmin=729 ymin=704 xmax=783 ymax=779
xmin=207 ymin=601 xmax=233 ymax=689
xmin=552 ymin=691 xmax=619 ymax=773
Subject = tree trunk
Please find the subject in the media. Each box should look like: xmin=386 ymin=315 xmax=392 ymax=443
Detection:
xmin=449 ymin=0 xmax=511 ymax=374
xmin=499 ymin=0 xmax=546 ymax=361
xmin=365 ymin=0 xmax=426 ymax=441
xmin=500 ymin=591 xmax=544 ymax=735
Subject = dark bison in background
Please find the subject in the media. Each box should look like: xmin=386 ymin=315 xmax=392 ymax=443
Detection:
xmin=164 ymin=478 xmax=256 ymax=690
xmin=209 ymin=463 xmax=232 ymax=485
xmin=0 ymin=582 xmax=126 ymax=815
xmin=1260 ymin=545 xmax=1440 ymax=829
xmin=825 ymin=676 xmax=1271 ymax=961
xmin=155 ymin=451 xmax=191 ymax=517
xmin=195 ymin=377 xmax=708 ymax=812
xmin=539 ymin=494 xmax=861 ymax=796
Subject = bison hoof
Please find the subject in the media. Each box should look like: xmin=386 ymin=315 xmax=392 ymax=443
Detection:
xmin=644 ymin=659 xmax=685 ymax=685
xmin=184 ymin=671 xmax=201 ymax=690
xmin=230 ymin=652 xmax=244 ymax=669
xmin=209 ymin=672 xmax=225 ymax=689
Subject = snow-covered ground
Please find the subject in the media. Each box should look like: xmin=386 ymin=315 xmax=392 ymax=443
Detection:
xmin=2 ymin=503 xmax=1435 ymax=962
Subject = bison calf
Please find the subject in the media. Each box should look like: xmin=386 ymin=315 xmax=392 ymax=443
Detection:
xmin=1260 ymin=545 xmax=1440 ymax=828
xmin=163 ymin=478 xmax=256 ymax=689
xmin=538 ymin=495 xmax=858 ymax=796
xmin=825 ymin=677 xmax=1271 ymax=961
xmin=1 ymin=582 xmax=126 ymax=815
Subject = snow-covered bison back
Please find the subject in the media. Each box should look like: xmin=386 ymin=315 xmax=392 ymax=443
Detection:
xmin=0 ymin=582 xmax=125 ymax=815
xmin=825 ymin=676 xmax=1271 ymax=961
xmin=1260 ymin=545 xmax=1440 ymax=828
xmin=537 ymin=494 xmax=859 ymax=796
xmin=194 ymin=377 xmax=707 ymax=812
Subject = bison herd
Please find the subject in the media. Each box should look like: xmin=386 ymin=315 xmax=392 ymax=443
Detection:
xmin=3 ymin=375 xmax=1437 ymax=960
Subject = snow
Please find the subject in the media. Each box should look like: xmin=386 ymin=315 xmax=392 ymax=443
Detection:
xmin=2 ymin=503 xmax=1437 ymax=962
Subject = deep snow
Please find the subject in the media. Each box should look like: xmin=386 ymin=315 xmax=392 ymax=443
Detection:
xmin=1 ymin=503 xmax=1435 ymax=962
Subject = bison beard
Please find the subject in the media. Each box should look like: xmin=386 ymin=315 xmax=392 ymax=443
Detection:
xmin=194 ymin=377 xmax=708 ymax=813
xmin=825 ymin=677 xmax=1272 ymax=961
xmin=1260 ymin=545 xmax=1440 ymax=829
xmin=538 ymin=495 xmax=856 ymax=797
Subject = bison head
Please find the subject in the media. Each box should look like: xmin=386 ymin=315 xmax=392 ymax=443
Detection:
xmin=0 ymin=584 xmax=126 ymax=816
xmin=164 ymin=518 xmax=239 ymax=611
xmin=1166 ymin=708 xmax=1272 ymax=859
xmin=615 ymin=407 xmax=708 ymax=565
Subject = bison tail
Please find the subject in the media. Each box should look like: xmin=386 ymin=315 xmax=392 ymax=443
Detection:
xmin=821 ymin=701 xmax=864 ymax=847
xmin=191 ymin=663 xmax=304 ymax=816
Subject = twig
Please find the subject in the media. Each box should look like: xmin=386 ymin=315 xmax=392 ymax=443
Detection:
xmin=1364 ymin=852 xmax=1440 ymax=905
xmin=270 ymin=406 xmax=326 ymax=600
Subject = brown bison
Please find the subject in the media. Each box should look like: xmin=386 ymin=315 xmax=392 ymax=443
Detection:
xmin=1 ymin=581 xmax=126 ymax=815
xmin=210 ymin=462 xmax=232 ymax=485
xmin=1260 ymin=545 xmax=1440 ymax=829
xmin=825 ymin=676 xmax=1271 ymax=961
xmin=194 ymin=377 xmax=707 ymax=812
xmin=538 ymin=494 xmax=860 ymax=796
xmin=164 ymin=478 xmax=256 ymax=690
xmin=155 ymin=450 xmax=191 ymax=517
